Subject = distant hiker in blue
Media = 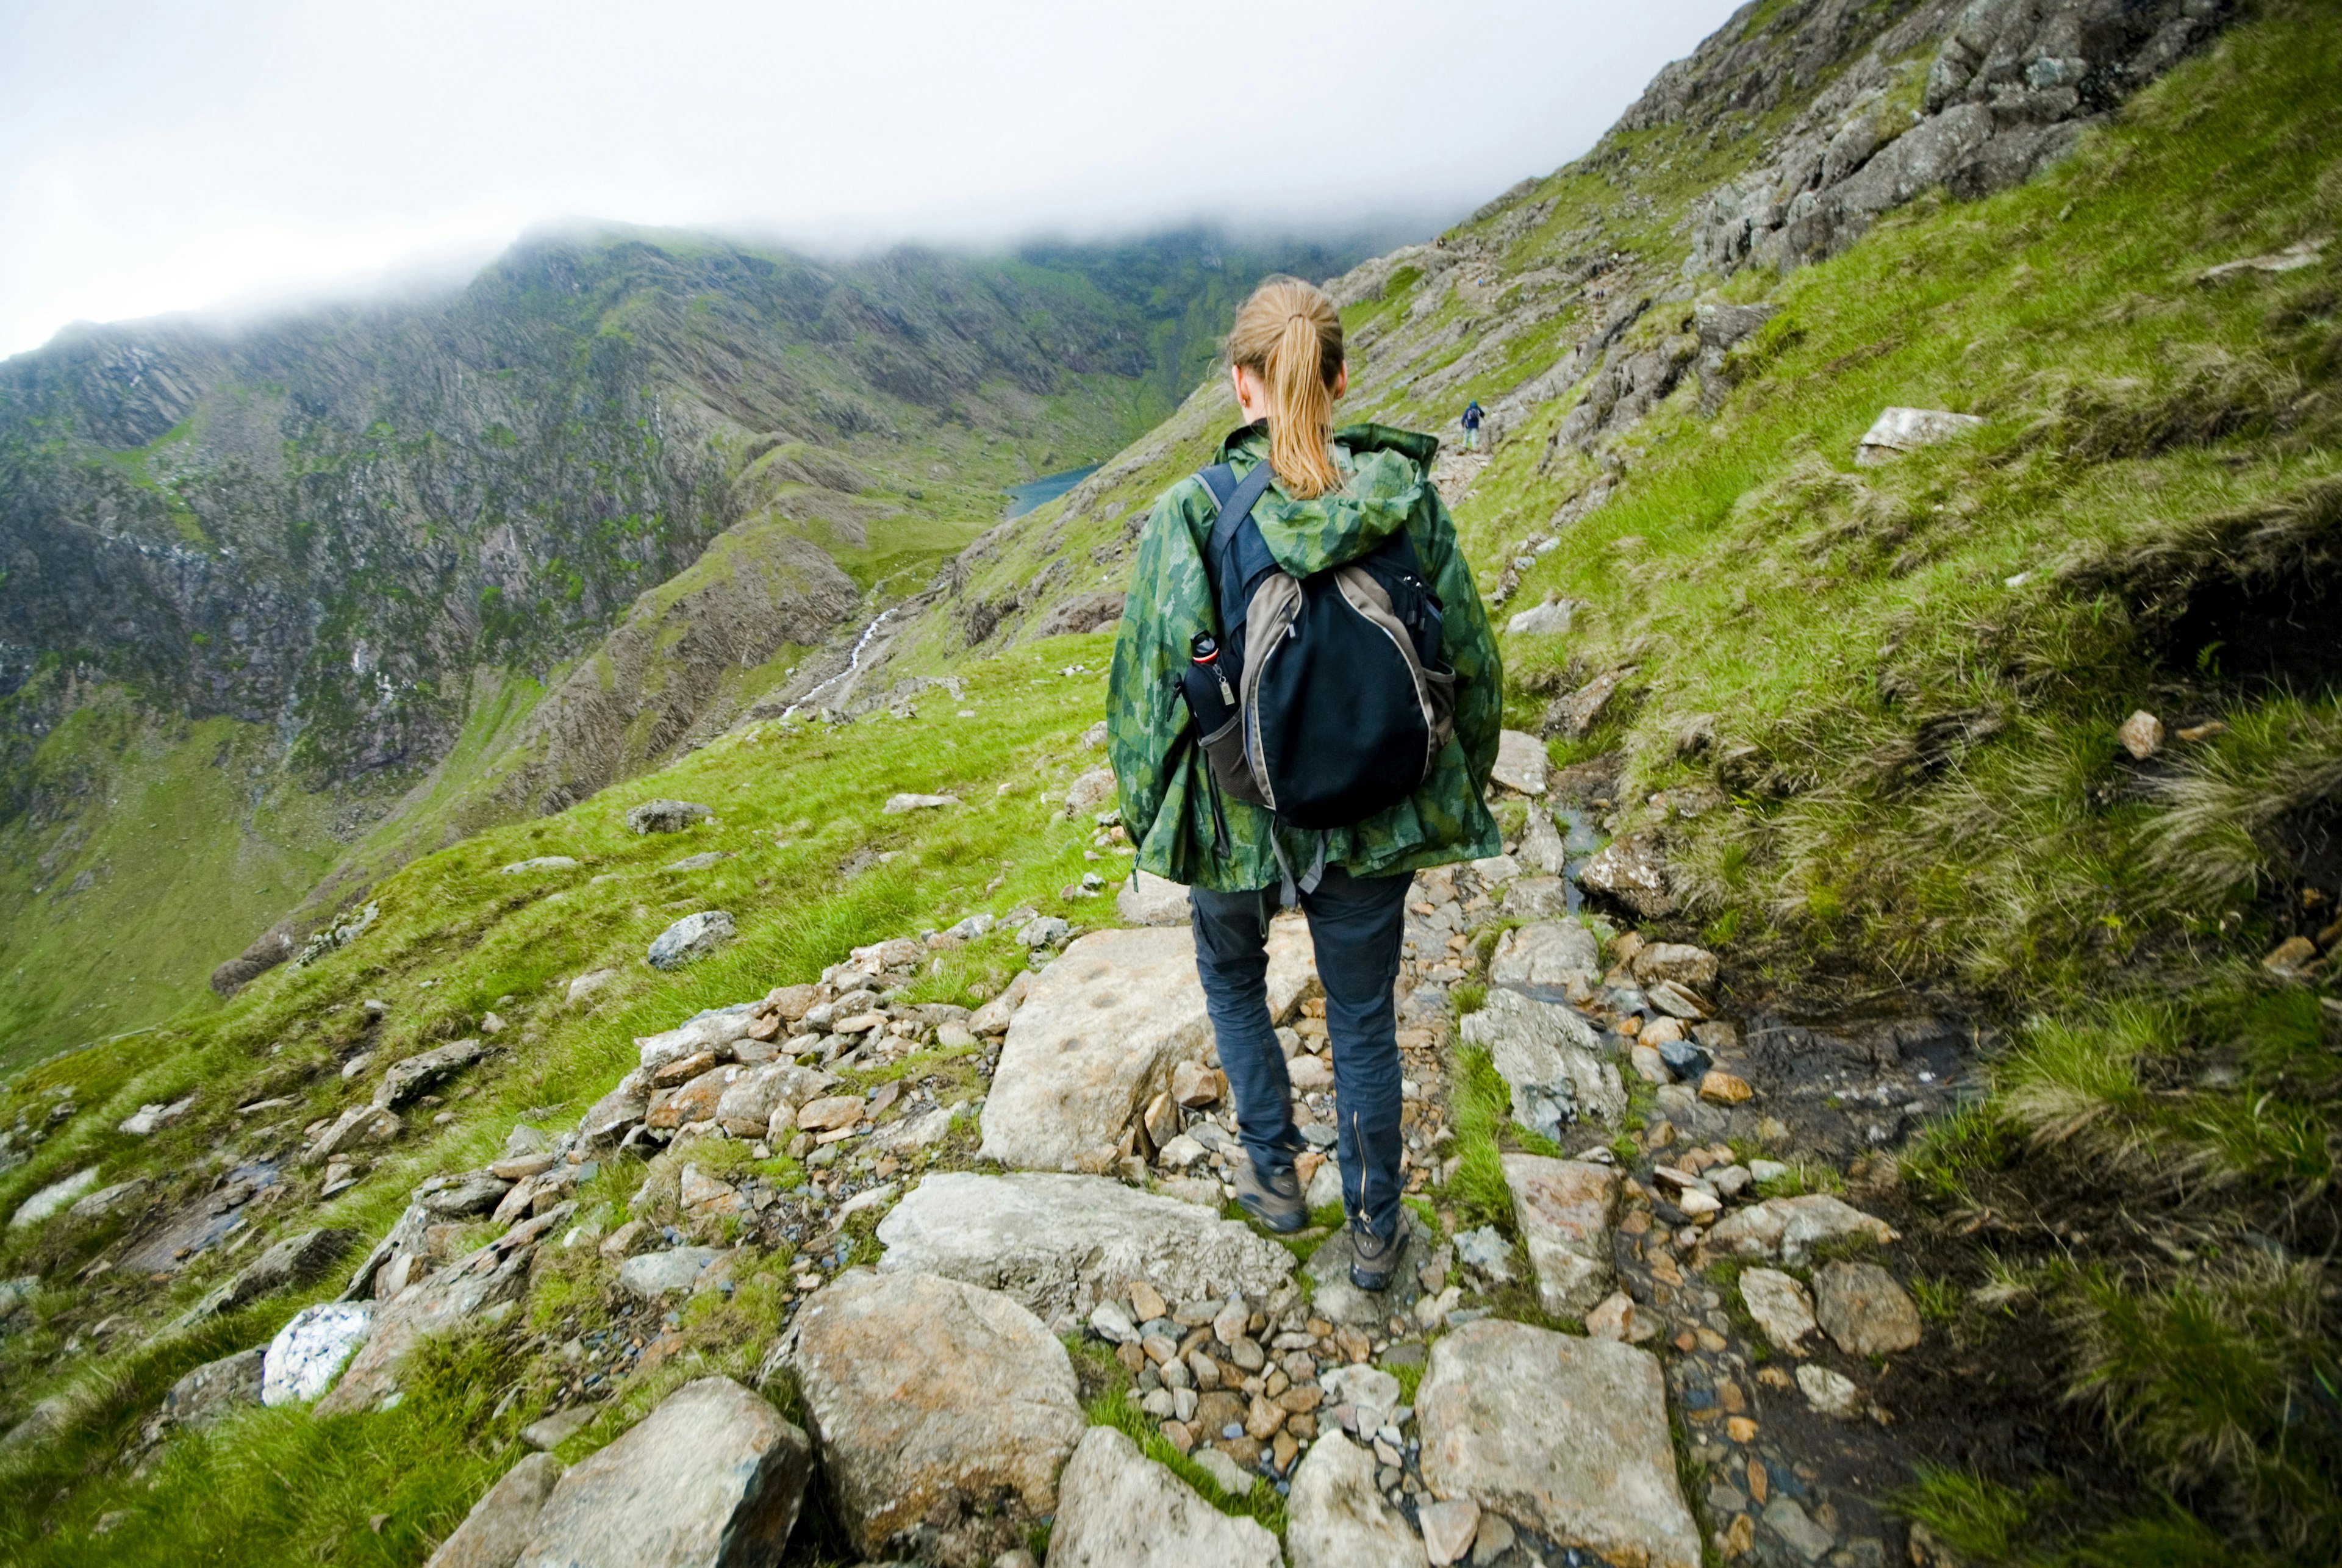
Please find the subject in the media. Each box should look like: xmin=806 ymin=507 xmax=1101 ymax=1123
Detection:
xmin=1461 ymin=399 xmax=1484 ymax=452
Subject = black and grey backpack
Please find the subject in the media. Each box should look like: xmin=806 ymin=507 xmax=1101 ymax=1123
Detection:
xmin=1177 ymin=459 xmax=1455 ymax=850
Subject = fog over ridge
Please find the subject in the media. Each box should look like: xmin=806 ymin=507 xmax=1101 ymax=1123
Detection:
xmin=0 ymin=0 xmax=1742 ymax=357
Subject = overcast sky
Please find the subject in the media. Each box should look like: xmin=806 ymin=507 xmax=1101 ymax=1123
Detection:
xmin=0 ymin=0 xmax=1739 ymax=358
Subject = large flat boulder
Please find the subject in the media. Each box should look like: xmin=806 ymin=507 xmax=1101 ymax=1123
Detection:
xmin=515 ymin=1377 xmax=808 ymax=1568
xmin=1459 ymin=989 xmax=1625 ymax=1142
xmin=1047 ymin=1425 xmax=1282 ymax=1567
xmin=1489 ymin=922 xmax=1601 ymax=990
xmin=875 ymin=1172 xmax=1294 ymax=1325
xmin=1285 ymin=1430 xmax=1429 ymax=1568
xmin=1701 ymin=1195 xmax=1896 ymax=1264
xmin=1416 ymin=1319 xmax=1699 ymax=1568
xmin=978 ymin=928 xmax=1212 ymax=1173
xmin=426 ymin=1452 xmax=562 ymax=1568
xmin=1502 ymin=1155 xmax=1617 ymax=1320
xmin=788 ymin=1269 xmax=1083 ymax=1566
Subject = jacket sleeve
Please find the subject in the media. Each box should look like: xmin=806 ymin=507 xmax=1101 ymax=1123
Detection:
xmin=1414 ymin=484 xmax=1503 ymax=790
xmin=1106 ymin=483 xmax=1213 ymax=867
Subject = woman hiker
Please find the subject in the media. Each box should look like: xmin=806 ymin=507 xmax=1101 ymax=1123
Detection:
xmin=1105 ymin=276 xmax=1503 ymax=1291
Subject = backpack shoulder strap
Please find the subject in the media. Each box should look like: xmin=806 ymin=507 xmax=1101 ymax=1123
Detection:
xmin=1196 ymin=463 xmax=1239 ymax=511
xmin=1207 ymin=462 xmax=1280 ymax=564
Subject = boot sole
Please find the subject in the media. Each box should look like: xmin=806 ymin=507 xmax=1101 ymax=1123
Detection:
xmin=1237 ymin=1194 xmax=1305 ymax=1234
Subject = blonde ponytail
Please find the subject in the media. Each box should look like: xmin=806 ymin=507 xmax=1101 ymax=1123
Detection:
xmin=1228 ymin=276 xmax=1344 ymax=500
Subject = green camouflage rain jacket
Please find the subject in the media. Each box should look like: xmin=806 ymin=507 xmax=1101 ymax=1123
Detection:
xmin=1106 ymin=420 xmax=1503 ymax=893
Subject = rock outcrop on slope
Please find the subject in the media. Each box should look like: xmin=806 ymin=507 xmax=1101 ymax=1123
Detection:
xmin=1674 ymin=0 xmax=2237 ymax=276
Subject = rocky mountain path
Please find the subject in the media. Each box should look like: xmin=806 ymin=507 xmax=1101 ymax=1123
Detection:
xmin=16 ymin=733 xmax=1966 ymax=1568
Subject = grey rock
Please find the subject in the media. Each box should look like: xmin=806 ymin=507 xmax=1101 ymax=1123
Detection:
xmin=1739 ymin=1268 xmax=1817 ymax=1353
xmin=1503 ymin=1155 xmax=1617 ymax=1320
xmin=625 ymin=799 xmax=712 ymax=834
xmin=565 ymin=968 xmax=619 ymax=1006
xmin=8 ymin=1167 xmax=99 ymax=1230
xmin=1656 ymin=1038 xmax=1713 ymax=1080
xmin=1115 ymin=870 xmax=1192 ymax=927
xmin=374 ymin=1039 xmax=487 ymax=1110
xmin=1813 ymin=1261 xmax=1922 ymax=1355
xmin=1574 ymin=834 xmax=1674 ymax=917
xmin=521 ymin=1405 xmax=597 ymax=1452
xmin=1542 ymin=668 xmax=1630 ymax=740
xmin=1285 ymin=1430 xmax=1429 ymax=1568
xmin=1489 ymin=921 xmax=1600 ymax=989
xmin=426 ymin=1452 xmax=563 ymax=1568
xmin=978 ymin=928 xmax=1211 ymax=1173
xmin=1459 ymin=989 xmax=1625 ymax=1144
xmin=1189 ymin=1445 xmax=1251 ymax=1497
xmin=1855 ymin=407 xmax=1984 ymax=467
xmin=67 ymin=1176 xmax=149 ymax=1222
xmin=1453 ymin=1226 xmax=1514 ymax=1281
xmin=1014 ymin=915 xmax=1070 ymax=948
xmin=515 ymin=1378 xmax=808 ymax=1568
xmin=1796 ymin=1363 xmax=1864 ymax=1419
xmin=1702 ymin=1195 xmax=1896 ymax=1263
xmin=664 ymin=850 xmax=731 ymax=870
xmin=1764 ymin=1497 xmax=1836 ymax=1562
xmin=1516 ymin=806 xmax=1569 ymax=875
xmin=789 ymin=1269 xmax=1082 ymax=1566
xmin=1048 ymin=1424 xmax=1283 ymax=1567
xmin=876 ymin=1172 xmax=1293 ymax=1324
xmin=262 ymin=1301 xmax=373 ymax=1405
xmin=881 ymin=793 xmax=959 ymax=814
xmin=320 ymin=1219 xmax=550 ymax=1415
xmin=618 ymin=1247 xmax=724 ymax=1299
xmin=1694 ymin=301 xmax=1777 ymax=351
xmin=1501 ymin=876 xmax=1572 ymax=920
xmin=716 ymin=1061 xmax=836 ymax=1137
xmin=1416 ymin=1319 xmax=1699 ymax=1568
xmin=176 ymin=1227 xmax=357 ymax=1326
xmin=117 ymin=1095 xmax=198 ymax=1136
xmin=1491 ymin=730 xmax=1549 ymax=795
xmin=419 ymin=1172 xmax=516 ymax=1217
xmin=1504 ymin=600 xmax=1576 ymax=637
xmin=648 ymin=911 xmax=736 ymax=970
xmin=156 ymin=1346 xmax=267 ymax=1431
xmin=499 ymin=856 xmax=579 ymax=875
xmin=575 ymin=1073 xmax=651 ymax=1159
xmin=1630 ymin=942 xmax=1719 ymax=990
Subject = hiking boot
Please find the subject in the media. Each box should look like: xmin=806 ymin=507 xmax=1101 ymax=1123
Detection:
xmin=1233 ymin=1158 xmax=1305 ymax=1234
xmin=1349 ymin=1224 xmax=1407 ymax=1292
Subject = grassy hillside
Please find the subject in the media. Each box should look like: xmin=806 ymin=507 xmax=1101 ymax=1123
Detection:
xmin=0 ymin=227 xmax=1386 ymax=1066
xmin=0 ymin=629 xmax=1132 ymax=1563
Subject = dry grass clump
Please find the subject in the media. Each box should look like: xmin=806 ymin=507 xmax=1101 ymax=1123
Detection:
xmin=2144 ymin=694 xmax=2342 ymax=901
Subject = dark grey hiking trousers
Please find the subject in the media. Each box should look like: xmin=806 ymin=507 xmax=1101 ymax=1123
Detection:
xmin=1188 ymin=865 xmax=1412 ymax=1243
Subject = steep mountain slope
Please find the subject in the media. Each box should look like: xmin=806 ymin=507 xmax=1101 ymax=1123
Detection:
xmin=0 ymin=2 xmax=2335 ymax=1566
xmin=0 ymin=226 xmax=1381 ymax=1057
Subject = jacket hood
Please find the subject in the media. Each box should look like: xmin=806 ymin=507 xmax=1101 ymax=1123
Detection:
xmin=1214 ymin=421 xmax=1441 ymax=576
